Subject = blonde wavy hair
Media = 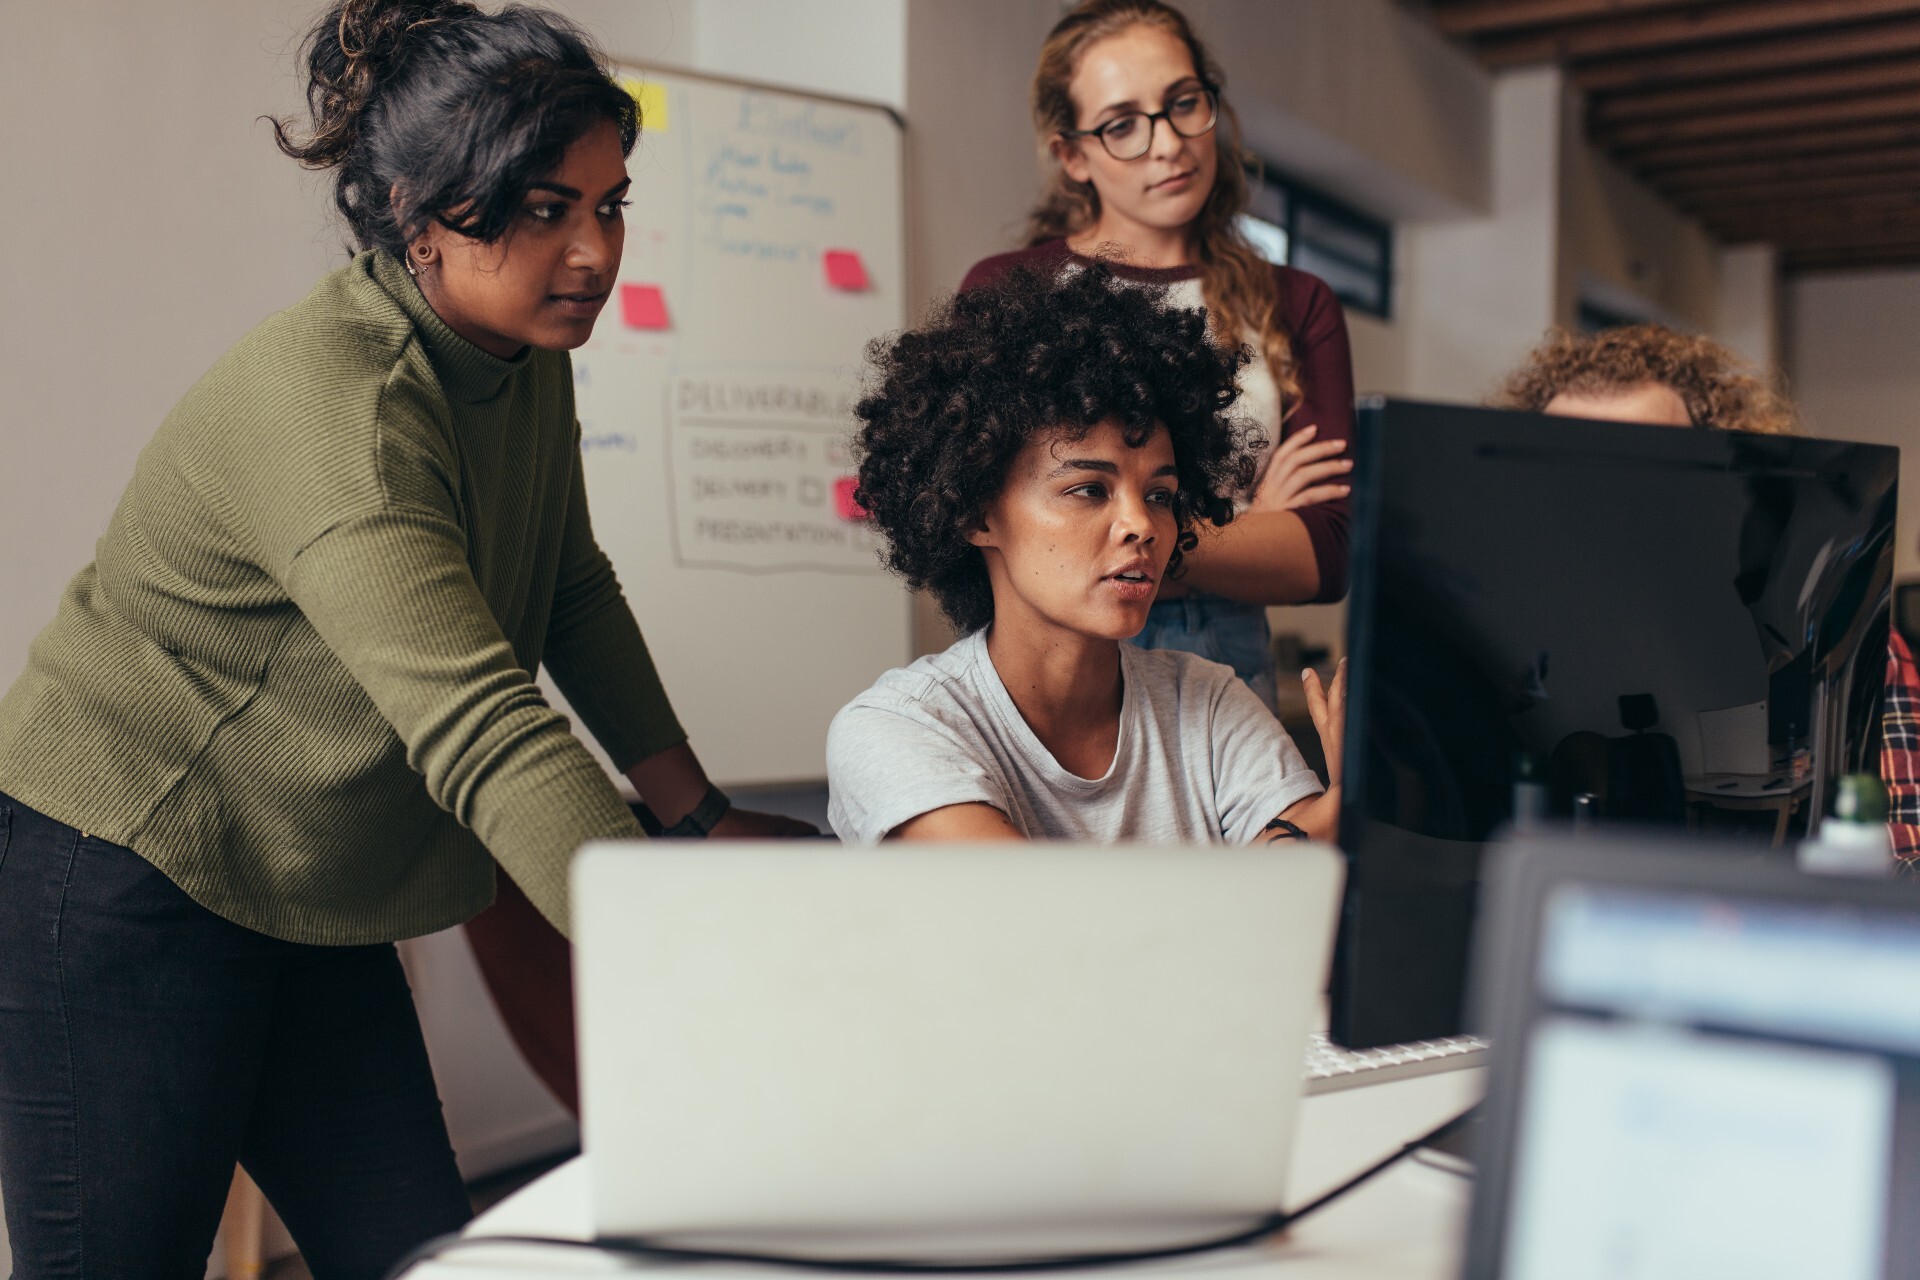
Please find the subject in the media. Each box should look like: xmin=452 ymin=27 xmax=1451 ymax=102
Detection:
xmin=1025 ymin=0 xmax=1301 ymax=415
xmin=1497 ymin=325 xmax=1798 ymax=436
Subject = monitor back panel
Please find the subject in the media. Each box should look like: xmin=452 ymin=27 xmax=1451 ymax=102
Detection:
xmin=1334 ymin=400 xmax=1897 ymax=1047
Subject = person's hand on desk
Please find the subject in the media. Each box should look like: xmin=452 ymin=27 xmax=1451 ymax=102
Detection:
xmin=709 ymin=808 xmax=819 ymax=839
xmin=625 ymin=741 xmax=820 ymax=838
xmin=1264 ymin=658 xmax=1345 ymax=844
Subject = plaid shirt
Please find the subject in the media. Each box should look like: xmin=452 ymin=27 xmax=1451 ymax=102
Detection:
xmin=1886 ymin=629 xmax=1920 ymax=865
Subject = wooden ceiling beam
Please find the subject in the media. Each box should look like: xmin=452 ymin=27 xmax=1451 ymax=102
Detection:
xmin=1786 ymin=239 xmax=1920 ymax=252
xmin=1692 ymin=195 xmax=1920 ymax=228
xmin=1656 ymin=146 xmax=1920 ymax=190
xmin=1669 ymin=168 xmax=1920 ymax=210
xmin=1778 ymin=246 xmax=1920 ymax=268
xmin=1574 ymin=14 xmax=1920 ymax=92
xmin=1627 ymin=119 xmax=1920 ymax=173
xmin=1708 ymin=228 xmax=1920 ymax=252
xmin=1431 ymin=0 xmax=1704 ymax=38
xmin=1700 ymin=197 xmax=1920 ymax=225
xmin=1601 ymin=86 xmax=1920 ymax=149
xmin=1591 ymin=56 xmax=1918 ymax=124
xmin=1783 ymin=244 xmax=1920 ymax=270
xmin=1472 ymin=0 xmax=1920 ymax=68
xmin=1768 ymin=225 xmax=1920 ymax=246
xmin=1706 ymin=195 xmax=1920 ymax=222
xmin=1730 ymin=240 xmax=1920 ymax=268
xmin=1701 ymin=212 xmax=1920 ymax=245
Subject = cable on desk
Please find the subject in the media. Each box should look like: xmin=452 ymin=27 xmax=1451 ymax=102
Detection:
xmin=383 ymin=1105 xmax=1477 ymax=1278
xmin=1409 ymin=1148 xmax=1475 ymax=1180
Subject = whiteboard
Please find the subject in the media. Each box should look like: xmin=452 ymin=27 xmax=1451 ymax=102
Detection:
xmin=547 ymin=65 xmax=909 ymax=786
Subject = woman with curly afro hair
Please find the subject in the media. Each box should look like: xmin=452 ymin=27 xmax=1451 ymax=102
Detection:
xmin=827 ymin=264 xmax=1344 ymax=847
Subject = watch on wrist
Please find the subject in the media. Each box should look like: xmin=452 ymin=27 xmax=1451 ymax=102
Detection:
xmin=661 ymin=783 xmax=732 ymax=839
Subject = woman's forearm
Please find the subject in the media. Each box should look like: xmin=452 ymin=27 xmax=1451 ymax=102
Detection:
xmin=1168 ymin=510 xmax=1322 ymax=605
xmin=624 ymin=741 xmax=714 ymax=827
xmin=1271 ymin=787 xmax=1341 ymax=844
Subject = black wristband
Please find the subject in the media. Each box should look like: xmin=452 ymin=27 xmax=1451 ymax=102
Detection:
xmin=661 ymin=783 xmax=731 ymax=839
xmin=1262 ymin=816 xmax=1310 ymax=841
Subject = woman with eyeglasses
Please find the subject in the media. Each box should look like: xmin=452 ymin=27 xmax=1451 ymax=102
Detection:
xmin=962 ymin=0 xmax=1356 ymax=712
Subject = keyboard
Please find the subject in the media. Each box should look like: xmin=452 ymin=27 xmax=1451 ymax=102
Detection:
xmin=1302 ymin=1030 xmax=1488 ymax=1095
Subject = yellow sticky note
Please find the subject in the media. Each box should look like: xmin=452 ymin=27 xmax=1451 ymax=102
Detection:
xmin=623 ymin=78 xmax=670 ymax=133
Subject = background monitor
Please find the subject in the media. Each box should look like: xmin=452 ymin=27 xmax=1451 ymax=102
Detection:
xmin=1333 ymin=399 xmax=1898 ymax=1048
xmin=1464 ymin=835 xmax=1920 ymax=1279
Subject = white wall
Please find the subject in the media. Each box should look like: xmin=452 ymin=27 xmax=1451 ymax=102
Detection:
xmin=0 ymin=0 xmax=335 ymax=688
xmin=1397 ymin=67 xmax=1563 ymax=405
xmin=1717 ymin=244 xmax=1780 ymax=374
xmin=1557 ymin=84 xmax=1721 ymax=338
xmin=565 ymin=0 xmax=905 ymax=109
xmin=1786 ymin=269 xmax=1920 ymax=583
xmin=695 ymin=0 xmax=904 ymax=109
xmin=1188 ymin=0 xmax=1491 ymax=222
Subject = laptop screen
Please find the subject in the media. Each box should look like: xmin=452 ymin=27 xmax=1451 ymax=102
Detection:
xmin=1499 ymin=883 xmax=1920 ymax=1279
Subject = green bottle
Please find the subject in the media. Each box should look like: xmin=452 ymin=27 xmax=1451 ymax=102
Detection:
xmin=1799 ymin=774 xmax=1892 ymax=877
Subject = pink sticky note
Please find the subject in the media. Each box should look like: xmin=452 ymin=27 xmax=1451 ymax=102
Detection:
xmin=823 ymin=250 xmax=870 ymax=292
xmin=619 ymin=283 xmax=670 ymax=330
xmin=834 ymin=476 xmax=867 ymax=521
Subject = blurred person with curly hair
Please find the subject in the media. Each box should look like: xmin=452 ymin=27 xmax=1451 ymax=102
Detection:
xmin=1496 ymin=323 xmax=1798 ymax=435
xmin=827 ymin=264 xmax=1343 ymax=847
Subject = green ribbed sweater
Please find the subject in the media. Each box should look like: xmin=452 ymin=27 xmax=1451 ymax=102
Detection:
xmin=0 ymin=251 xmax=683 ymax=943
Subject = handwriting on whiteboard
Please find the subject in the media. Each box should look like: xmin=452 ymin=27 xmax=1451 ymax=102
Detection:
xmin=734 ymin=95 xmax=863 ymax=154
xmin=665 ymin=372 xmax=880 ymax=575
xmin=697 ymin=116 xmax=844 ymax=262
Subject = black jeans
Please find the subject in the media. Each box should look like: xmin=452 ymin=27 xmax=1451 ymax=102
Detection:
xmin=0 ymin=792 xmax=473 ymax=1279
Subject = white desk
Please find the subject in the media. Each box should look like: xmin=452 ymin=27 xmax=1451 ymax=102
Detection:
xmin=401 ymin=1067 xmax=1484 ymax=1279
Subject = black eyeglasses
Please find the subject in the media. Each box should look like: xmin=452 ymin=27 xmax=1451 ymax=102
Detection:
xmin=1061 ymin=86 xmax=1218 ymax=161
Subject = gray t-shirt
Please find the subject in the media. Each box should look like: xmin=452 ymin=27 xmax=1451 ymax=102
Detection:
xmin=827 ymin=629 xmax=1324 ymax=845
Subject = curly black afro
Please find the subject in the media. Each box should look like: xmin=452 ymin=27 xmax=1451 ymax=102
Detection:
xmin=852 ymin=262 xmax=1262 ymax=635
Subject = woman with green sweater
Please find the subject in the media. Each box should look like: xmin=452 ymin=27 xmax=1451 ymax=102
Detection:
xmin=0 ymin=3 xmax=800 ymax=1275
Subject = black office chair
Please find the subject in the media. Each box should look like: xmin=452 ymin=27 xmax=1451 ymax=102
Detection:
xmin=1606 ymin=693 xmax=1688 ymax=824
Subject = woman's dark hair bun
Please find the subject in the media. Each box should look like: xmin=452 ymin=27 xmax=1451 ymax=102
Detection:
xmin=275 ymin=0 xmax=481 ymax=172
xmin=272 ymin=0 xmax=640 ymax=257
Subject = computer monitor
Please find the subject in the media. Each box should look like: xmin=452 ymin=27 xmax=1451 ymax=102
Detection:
xmin=1465 ymin=834 xmax=1920 ymax=1278
xmin=1332 ymin=398 xmax=1898 ymax=1048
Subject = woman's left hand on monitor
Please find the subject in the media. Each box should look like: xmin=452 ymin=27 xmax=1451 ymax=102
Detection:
xmin=1303 ymin=658 xmax=1346 ymax=793
xmin=1264 ymin=659 xmax=1346 ymax=843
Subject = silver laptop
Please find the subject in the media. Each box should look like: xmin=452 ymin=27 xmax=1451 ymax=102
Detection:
xmin=571 ymin=841 xmax=1344 ymax=1257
